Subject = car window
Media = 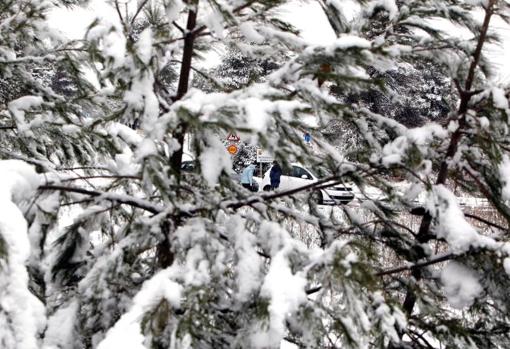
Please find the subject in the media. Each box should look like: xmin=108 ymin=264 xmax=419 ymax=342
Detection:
xmin=291 ymin=166 xmax=312 ymax=179
xmin=311 ymin=167 xmax=330 ymax=178
xmin=253 ymin=163 xmax=271 ymax=177
xmin=181 ymin=161 xmax=196 ymax=172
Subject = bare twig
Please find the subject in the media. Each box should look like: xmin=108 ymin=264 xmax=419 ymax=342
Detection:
xmin=61 ymin=175 xmax=141 ymax=182
xmin=173 ymin=21 xmax=185 ymax=33
xmin=130 ymin=0 xmax=150 ymax=27
xmin=224 ymin=175 xmax=345 ymax=210
xmin=114 ymin=0 xmax=126 ymax=28
xmin=55 ymin=165 xmax=110 ymax=171
xmin=39 ymin=184 xmax=162 ymax=214
xmin=464 ymin=212 xmax=508 ymax=231
xmin=376 ymin=252 xmax=455 ymax=277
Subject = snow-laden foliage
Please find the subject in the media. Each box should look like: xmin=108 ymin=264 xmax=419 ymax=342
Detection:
xmin=0 ymin=161 xmax=44 ymax=349
xmin=2 ymin=0 xmax=510 ymax=348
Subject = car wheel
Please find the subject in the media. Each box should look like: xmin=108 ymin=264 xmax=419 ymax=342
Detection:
xmin=263 ymin=185 xmax=271 ymax=191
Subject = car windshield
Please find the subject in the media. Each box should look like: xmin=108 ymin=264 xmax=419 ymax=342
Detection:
xmin=181 ymin=161 xmax=196 ymax=172
xmin=308 ymin=167 xmax=331 ymax=179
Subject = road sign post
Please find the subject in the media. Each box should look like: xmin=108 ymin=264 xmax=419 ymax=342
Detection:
xmin=256 ymin=149 xmax=273 ymax=163
xmin=256 ymin=149 xmax=273 ymax=179
xmin=225 ymin=133 xmax=240 ymax=156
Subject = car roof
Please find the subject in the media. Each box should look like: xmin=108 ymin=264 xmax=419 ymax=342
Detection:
xmin=182 ymin=153 xmax=194 ymax=162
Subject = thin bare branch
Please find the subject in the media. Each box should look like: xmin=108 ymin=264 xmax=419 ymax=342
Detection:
xmin=55 ymin=166 xmax=110 ymax=171
xmin=114 ymin=0 xmax=129 ymax=35
xmin=224 ymin=175 xmax=346 ymax=210
xmin=130 ymin=0 xmax=150 ymax=27
xmin=464 ymin=212 xmax=508 ymax=231
xmin=173 ymin=20 xmax=185 ymax=33
xmin=376 ymin=252 xmax=455 ymax=277
xmin=61 ymin=175 xmax=141 ymax=182
xmin=39 ymin=184 xmax=162 ymax=214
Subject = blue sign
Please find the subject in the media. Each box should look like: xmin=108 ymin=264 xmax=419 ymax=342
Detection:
xmin=304 ymin=133 xmax=311 ymax=143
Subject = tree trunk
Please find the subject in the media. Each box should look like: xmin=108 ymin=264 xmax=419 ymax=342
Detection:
xmin=158 ymin=2 xmax=199 ymax=269
xmin=399 ymin=0 xmax=497 ymax=320
xmin=169 ymin=3 xmax=199 ymax=178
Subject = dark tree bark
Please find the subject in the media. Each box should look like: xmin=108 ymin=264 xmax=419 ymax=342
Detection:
xmin=169 ymin=2 xmax=199 ymax=179
xmin=400 ymin=0 xmax=498 ymax=319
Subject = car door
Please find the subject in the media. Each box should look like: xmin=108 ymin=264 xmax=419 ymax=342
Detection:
xmin=286 ymin=165 xmax=314 ymax=190
xmin=272 ymin=165 xmax=291 ymax=190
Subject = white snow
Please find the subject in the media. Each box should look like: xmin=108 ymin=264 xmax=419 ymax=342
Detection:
xmin=97 ymin=269 xmax=182 ymax=349
xmin=426 ymin=185 xmax=497 ymax=253
xmin=87 ymin=24 xmax=127 ymax=69
xmin=373 ymin=292 xmax=404 ymax=343
xmin=168 ymin=85 xmax=308 ymax=139
xmin=380 ymin=123 xmax=448 ymax=166
xmin=42 ymin=301 xmax=78 ymax=349
xmin=0 ymin=160 xmax=41 ymax=202
xmin=136 ymin=28 xmax=153 ymax=65
xmin=441 ymin=262 xmax=483 ymax=309
xmin=278 ymin=0 xmax=337 ymax=46
xmin=230 ymin=215 xmax=263 ymax=302
xmin=479 ymin=116 xmax=490 ymax=129
xmin=62 ymin=124 xmax=81 ymax=135
xmin=203 ymin=10 xmax=226 ymax=39
xmin=47 ymin=0 xmax=128 ymax=40
xmin=367 ymin=0 xmax=398 ymax=20
xmin=8 ymin=96 xmax=44 ymax=136
xmin=0 ymin=160 xmax=46 ymax=349
xmin=135 ymin=138 xmax=158 ymax=161
xmin=165 ymin=0 xmax=185 ymax=24
xmin=199 ymin=133 xmax=233 ymax=186
xmin=503 ymin=257 xmax=510 ymax=276
xmin=173 ymin=219 xmax=224 ymax=287
xmin=252 ymin=250 xmax=307 ymax=348
xmin=491 ymin=87 xmax=509 ymax=110
xmin=107 ymin=122 xmax=143 ymax=146
xmin=113 ymin=151 xmax=141 ymax=176
xmin=326 ymin=35 xmax=371 ymax=54
xmin=125 ymin=72 xmax=160 ymax=126
xmin=407 ymin=123 xmax=448 ymax=144
xmin=498 ymin=156 xmax=510 ymax=202
xmin=251 ymin=222 xmax=308 ymax=348
xmin=239 ymin=22 xmax=265 ymax=44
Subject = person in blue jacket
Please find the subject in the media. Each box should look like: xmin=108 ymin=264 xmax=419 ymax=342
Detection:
xmin=270 ymin=160 xmax=282 ymax=190
xmin=240 ymin=162 xmax=257 ymax=191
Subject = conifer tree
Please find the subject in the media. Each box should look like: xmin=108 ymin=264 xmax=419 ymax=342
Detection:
xmin=1 ymin=0 xmax=510 ymax=348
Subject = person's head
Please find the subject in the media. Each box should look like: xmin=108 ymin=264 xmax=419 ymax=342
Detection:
xmin=252 ymin=161 xmax=258 ymax=166
xmin=273 ymin=160 xmax=278 ymax=165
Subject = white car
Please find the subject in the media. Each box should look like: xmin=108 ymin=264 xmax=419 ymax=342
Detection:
xmin=254 ymin=163 xmax=355 ymax=205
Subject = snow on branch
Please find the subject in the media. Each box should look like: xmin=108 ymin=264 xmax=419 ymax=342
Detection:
xmin=0 ymin=160 xmax=45 ymax=349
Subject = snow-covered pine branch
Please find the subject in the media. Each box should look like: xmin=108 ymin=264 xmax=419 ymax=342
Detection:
xmin=2 ymin=0 xmax=510 ymax=348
